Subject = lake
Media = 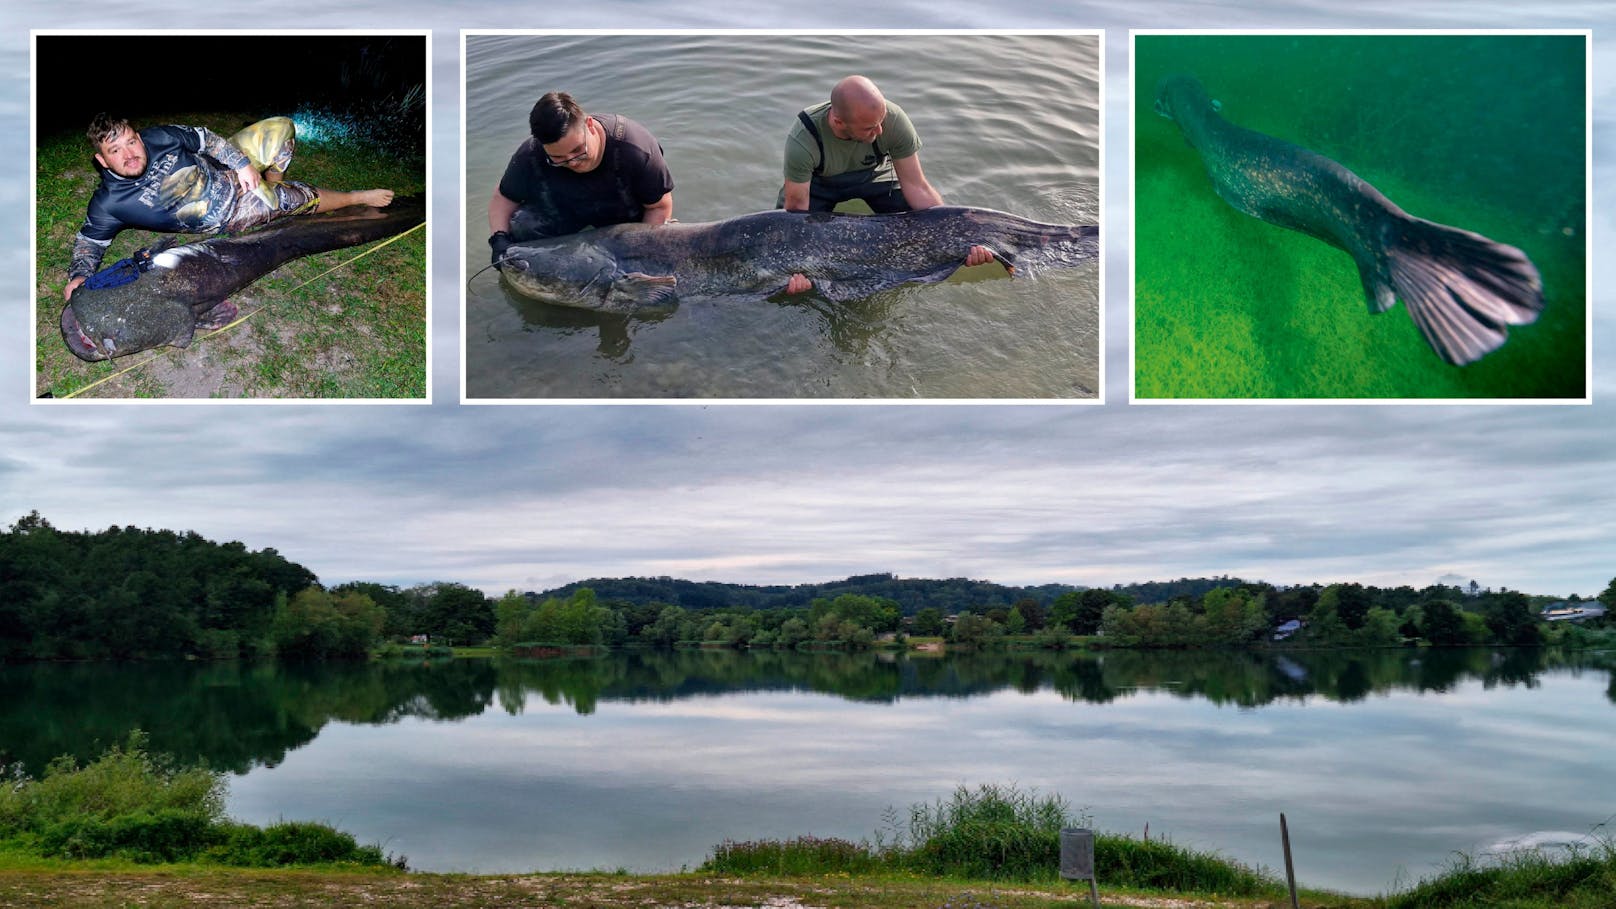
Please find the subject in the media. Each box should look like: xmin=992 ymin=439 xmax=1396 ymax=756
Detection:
xmin=3 ymin=647 xmax=1611 ymax=895
xmin=462 ymin=33 xmax=1101 ymax=399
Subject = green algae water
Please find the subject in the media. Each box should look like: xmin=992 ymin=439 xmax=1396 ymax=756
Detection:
xmin=1134 ymin=34 xmax=1586 ymax=399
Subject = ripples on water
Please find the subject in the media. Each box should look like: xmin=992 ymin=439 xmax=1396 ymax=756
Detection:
xmin=465 ymin=33 xmax=1101 ymax=398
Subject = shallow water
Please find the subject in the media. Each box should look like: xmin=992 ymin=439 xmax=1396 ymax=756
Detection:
xmin=5 ymin=647 xmax=1612 ymax=895
xmin=464 ymin=33 xmax=1100 ymax=399
xmin=1133 ymin=34 xmax=1587 ymax=399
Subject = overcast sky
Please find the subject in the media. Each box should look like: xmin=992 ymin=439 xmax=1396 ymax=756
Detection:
xmin=7 ymin=1 xmax=1612 ymax=598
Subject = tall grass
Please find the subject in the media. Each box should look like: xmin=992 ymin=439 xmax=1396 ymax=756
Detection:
xmin=1386 ymin=840 xmax=1616 ymax=909
xmin=0 ymin=733 xmax=399 ymax=869
xmin=702 ymin=783 xmax=1275 ymax=896
xmin=897 ymin=784 xmax=1086 ymax=880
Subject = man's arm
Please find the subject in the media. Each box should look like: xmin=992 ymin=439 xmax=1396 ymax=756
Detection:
xmin=891 ymin=154 xmax=945 ymax=211
xmin=64 ymin=232 xmax=112 ymax=301
xmin=488 ymin=189 xmax=520 ymax=235
xmin=781 ymin=180 xmax=812 ymax=212
xmin=640 ymin=191 xmax=673 ymax=226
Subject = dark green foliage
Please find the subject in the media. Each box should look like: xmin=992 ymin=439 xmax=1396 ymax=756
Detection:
xmin=1421 ymin=599 xmax=1472 ymax=646
xmin=38 ymin=808 xmax=214 ymax=862
xmin=270 ymin=588 xmax=386 ymax=659
xmin=206 ymin=820 xmax=393 ymax=868
xmin=1485 ymin=592 xmax=1544 ymax=647
xmin=539 ymin=574 xmax=1081 ymax=616
xmin=0 ymin=512 xmax=317 ymax=660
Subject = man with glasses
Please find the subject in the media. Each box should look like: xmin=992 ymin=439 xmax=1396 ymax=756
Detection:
xmin=778 ymin=75 xmax=992 ymax=295
xmin=488 ymin=92 xmax=674 ymax=268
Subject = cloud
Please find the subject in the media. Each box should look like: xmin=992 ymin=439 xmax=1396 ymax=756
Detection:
xmin=4 ymin=5 xmax=1612 ymax=599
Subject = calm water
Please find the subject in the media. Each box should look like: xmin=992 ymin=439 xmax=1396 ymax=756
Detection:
xmin=463 ymin=33 xmax=1100 ymax=399
xmin=5 ymin=647 xmax=1612 ymax=895
xmin=1133 ymin=34 xmax=1587 ymax=399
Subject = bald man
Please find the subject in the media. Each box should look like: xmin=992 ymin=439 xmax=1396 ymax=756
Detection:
xmin=779 ymin=75 xmax=991 ymax=294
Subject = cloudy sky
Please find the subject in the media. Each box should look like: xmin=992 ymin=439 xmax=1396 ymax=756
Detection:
xmin=7 ymin=1 xmax=1612 ymax=598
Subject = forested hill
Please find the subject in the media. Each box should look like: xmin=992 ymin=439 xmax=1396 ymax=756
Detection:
xmin=534 ymin=573 xmax=1261 ymax=614
xmin=534 ymin=574 xmax=1073 ymax=614
xmin=0 ymin=512 xmax=319 ymax=660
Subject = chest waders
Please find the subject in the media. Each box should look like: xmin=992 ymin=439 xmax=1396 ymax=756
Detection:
xmin=795 ymin=109 xmax=910 ymax=213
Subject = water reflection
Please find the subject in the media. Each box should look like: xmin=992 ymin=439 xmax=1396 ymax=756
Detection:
xmin=4 ymin=647 xmax=1610 ymax=776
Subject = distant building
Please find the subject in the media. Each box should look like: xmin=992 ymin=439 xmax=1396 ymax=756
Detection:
xmin=1540 ymin=603 xmax=1608 ymax=623
xmin=1273 ymin=619 xmax=1303 ymax=641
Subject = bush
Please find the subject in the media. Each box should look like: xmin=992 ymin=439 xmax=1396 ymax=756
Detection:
xmin=0 ymin=732 xmax=224 ymax=841
xmin=206 ymin=820 xmax=394 ymax=868
xmin=38 ymin=808 xmax=215 ymax=862
xmin=0 ymin=734 xmax=399 ymax=869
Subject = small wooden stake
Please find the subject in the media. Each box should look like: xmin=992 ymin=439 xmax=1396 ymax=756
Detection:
xmin=1281 ymin=812 xmax=1300 ymax=909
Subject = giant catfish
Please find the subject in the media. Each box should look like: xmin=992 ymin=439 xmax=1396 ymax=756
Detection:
xmin=498 ymin=206 xmax=1098 ymax=313
xmin=61 ymin=195 xmax=425 ymax=362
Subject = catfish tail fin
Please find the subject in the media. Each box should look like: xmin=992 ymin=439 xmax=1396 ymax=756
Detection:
xmin=1378 ymin=215 xmax=1542 ymax=366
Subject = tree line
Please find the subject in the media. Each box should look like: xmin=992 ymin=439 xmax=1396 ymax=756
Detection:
xmin=0 ymin=514 xmax=491 ymax=661
xmin=4 ymin=513 xmax=1610 ymax=662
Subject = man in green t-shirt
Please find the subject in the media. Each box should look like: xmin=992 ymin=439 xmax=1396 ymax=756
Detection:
xmin=779 ymin=75 xmax=992 ymax=294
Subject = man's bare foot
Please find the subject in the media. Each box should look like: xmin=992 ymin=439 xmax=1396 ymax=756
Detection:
xmin=786 ymin=273 xmax=812 ymax=295
xmin=357 ymin=189 xmax=395 ymax=207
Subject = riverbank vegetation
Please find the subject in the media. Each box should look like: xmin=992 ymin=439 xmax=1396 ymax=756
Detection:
xmin=705 ymin=783 xmax=1276 ymax=895
xmin=0 ymin=734 xmax=398 ymax=870
xmin=3 ymin=757 xmax=1610 ymax=909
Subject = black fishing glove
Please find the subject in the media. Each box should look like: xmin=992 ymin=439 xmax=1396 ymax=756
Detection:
xmin=489 ymin=231 xmax=513 ymax=270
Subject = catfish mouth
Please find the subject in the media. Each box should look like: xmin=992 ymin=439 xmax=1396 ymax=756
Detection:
xmin=503 ymin=258 xmax=614 ymax=309
xmin=60 ymin=304 xmax=112 ymax=362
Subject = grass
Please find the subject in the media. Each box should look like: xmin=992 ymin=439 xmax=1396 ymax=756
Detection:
xmin=34 ymin=111 xmax=426 ymax=400
xmin=704 ymin=784 xmax=1279 ymax=897
xmin=1385 ymin=841 xmax=1616 ymax=909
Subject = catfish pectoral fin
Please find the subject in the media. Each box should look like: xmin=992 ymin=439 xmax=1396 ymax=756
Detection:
xmin=1379 ymin=215 xmax=1544 ymax=366
xmin=610 ymin=272 xmax=679 ymax=309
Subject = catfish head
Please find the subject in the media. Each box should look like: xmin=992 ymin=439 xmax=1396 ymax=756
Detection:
xmin=501 ymin=237 xmax=678 ymax=313
xmin=1153 ymin=73 xmax=1220 ymax=123
xmin=61 ymin=262 xmax=206 ymax=362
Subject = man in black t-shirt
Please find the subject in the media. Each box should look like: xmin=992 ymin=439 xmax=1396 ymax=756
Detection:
xmin=64 ymin=113 xmax=396 ymax=301
xmin=487 ymin=92 xmax=674 ymax=268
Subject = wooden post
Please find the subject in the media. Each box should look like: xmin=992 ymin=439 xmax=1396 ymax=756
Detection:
xmin=1281 ymin=813 xmax=1300 ymax=909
